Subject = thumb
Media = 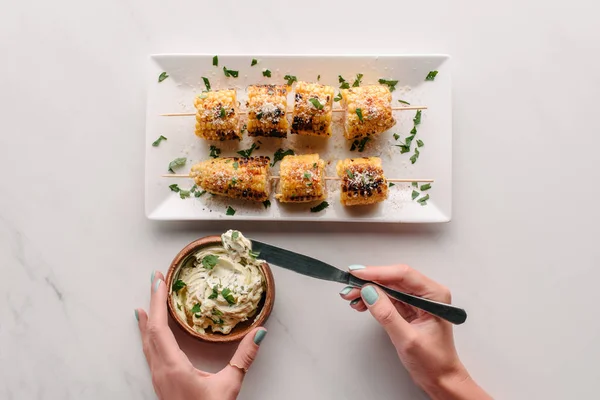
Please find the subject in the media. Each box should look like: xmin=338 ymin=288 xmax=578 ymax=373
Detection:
xmin=225 ymin=327 xmax=267 ymax=379
xmin=361 ymin=285 xmax=415 ymax=347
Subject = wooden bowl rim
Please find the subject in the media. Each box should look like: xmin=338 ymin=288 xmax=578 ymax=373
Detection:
xmin=165 ymin=235 xmax=275 ymax=343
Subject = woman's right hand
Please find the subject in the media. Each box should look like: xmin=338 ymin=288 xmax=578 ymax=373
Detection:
xmin=339 ymin=265 xmax=492 ymax=400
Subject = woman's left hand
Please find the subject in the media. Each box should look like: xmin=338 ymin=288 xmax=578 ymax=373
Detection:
xmin=135 ymin=270 xmax=267 ymax=400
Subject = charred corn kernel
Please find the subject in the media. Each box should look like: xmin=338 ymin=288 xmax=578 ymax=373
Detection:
xmin=275 ymin=154 xmax=326 ymax=203
xmin=194 ymin=90 xmax=241 ymax=140
xmin=291 ymin=82 xmax=335 ymax=137
xmin=246 ymin=85 xmax=289 ymax=138
xmin=190 ymin=156 xmax=271 ymax=202
xmin=336 ymin=157 xmax=388 ymax=206
xmin=340 ymin=85 xmax=396 ymax=140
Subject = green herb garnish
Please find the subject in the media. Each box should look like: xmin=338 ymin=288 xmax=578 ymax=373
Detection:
xmin=232 ymin=231 xmax=240 ymax=240
xmin=190 ymin=303 xmax=201 ymax=314
xmin=233 ymin=161 xmax=239 ymax=169
xmin=310 ymin=201 xmax=329 ymax=213
xmin=417 ymin=139 xmax=424 ymax=147
xmin=209 ymin=145 xmax=221 ymax=158
xmin=262 ymin=69 xmax=272 ymax=78
xmin=190 ymin=184 xmax=198 ymax=193
xmin=172 ymin=280 xmax=186 ymax=293
xmin=226 ymin=206 xmax=236 ymax=216
xmin=420 ymin=183 xmax=431 ymax=191
xmin=303 ymin=171 xmax=312 ymax=180
xmin=397 ymin=145 xmax=411 ymax=154
xmin=223 ymin=67 xmax=239 ymax=78
xmin=169 ymin=184 xmax=180 ymax=193
xmin=212 ymin=55 xmax=218 ymax=66
xmin=221 ymin=288 xmax=236 ymax=305
xmin=168 ymin=157 xmax=187 ymax=173
xmin=179 ymin=190 xmax=191 ymax=199
xmin=208 ymin=285 xmax=218 ymax=299
xmin=256 ymin=111 xmax=263 ymax=120
xmin=425 ymin=71 xmax=438 ymax=81
xmin=202 ymin=77 xmax=211 ymax=91
xmin=398 ymin=100 xmax=410 ymax=105
xmin=338 ymin=75 xmax=350 ymax=89
xmin=219 ymin=106 xmax=226 ymax=118
xmin=378 ymin=78 xmax=398 ymax=92
xmin=405 ymin=135 xmax=415 ymax=148
xmin=413 ymin=110 xmax=422 ymax=125
xmin=202 ymin=255 xmax=219 ymax=269
xmin=352 ymin=73 xmax=363 ymax=87
xmin=251 ymin=58 xmax=258 ymax=66
xmin=317 ymin=74 xmax=321 ymax=81
xmin=271 ymin=148 xmax=294 ymax=166
xmin=334 ymin=92 xmax=342 ymax=102
xmin=212 ymin=308 xmax=223 ymax=317
xmin=412 ymin=190 xmax=419 ymax=200
xmin=393 ymin=133 xmax=400 ymax=141
xmin=237 ymin=143 xmax=257 ymax=158
xmin=284 ymin=75 xmax=297 ymax=85
xmin=309 ymin=98 xmax=324 ymax=110
xmin=152 ymin=135 xmax=167 ymax=147
xmin=412 ymin=182 xmax=418 ymax=187
xmin=417 ymin=194 xmax=430 ymax=205
xmin=355 ymin=108 xmax=364 ymax=122
xmin=230 ymin=177 xmax=238 ymax=186
xmin=263 ymin=200 xmax=271 ymax=209
xmin=346 ymin=169 xmax=355 ymax=179
xmin=410 ymin=147 xmax=420 ymax=164
xmin=389 ymin=182 xmax=395 ymax=187
xmin=195 ymin=190 xmax=206 ymax=198
xmin=158 ymin=72 xmax=169 ymax=83
xmin=249 ymin=250 xmax=260 ymax=259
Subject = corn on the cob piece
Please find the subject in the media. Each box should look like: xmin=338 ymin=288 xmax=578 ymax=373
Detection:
xmin=275 ymin=154 xmax=326 ymax=203
xmin=336 ymin=157 xmax=388 ymax=206
xmin=193 ymin=90 xmax=241 ymax=141
xmin=190 ymin=156 xmax=271 ymax=201
xmin=246 ymin=85 xmax=289 ymax=138
xmin=291 ymin=82 xmax=335 ymax=137
xmin=340 ymin=85 xmax=396 ymax=140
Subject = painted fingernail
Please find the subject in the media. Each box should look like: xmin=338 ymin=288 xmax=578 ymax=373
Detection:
xmin=151 ymin=271 xmax=155 ymax=283
xmin=254 ymin=329 xmax=267 ymax=345
xmin=339 ymin=286 xmax=353 ymax=295
xmin=348 ymin=264 xmax=366 ymax=271
xmin=361 ymin=286 xmax=379 ymax=305
xmin=153 ymin=279 xmax=162 ymax=293
xmin=350 ymin=298 xmax=361 ymax=306
xmin=134 ymin=309 xmax=139 ymax=321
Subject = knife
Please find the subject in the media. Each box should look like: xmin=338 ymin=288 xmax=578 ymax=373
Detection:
xmin=251 ymin=240 xmax=467 ymax=325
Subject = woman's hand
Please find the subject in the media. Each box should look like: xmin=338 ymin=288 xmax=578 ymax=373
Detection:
xmin=135 ymin=270 xmax=267 ymax=400
xmin=339 ymin=265 xmax=491 ymax=400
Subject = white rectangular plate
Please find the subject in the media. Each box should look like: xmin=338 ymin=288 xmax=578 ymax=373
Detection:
xmin=145 ymin=54 xmax=451 ymax=223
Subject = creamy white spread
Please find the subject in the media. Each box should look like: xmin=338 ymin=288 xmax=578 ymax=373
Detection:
xmin=171 ymin=230 xmax=265 ymax=334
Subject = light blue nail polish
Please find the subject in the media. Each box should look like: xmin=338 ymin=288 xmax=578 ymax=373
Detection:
xmin=134 ymin=309 xmax=139 ymax=321
xmin=153 ymin=279 xmax=161 ymax=293
xmin=339 ymin=286 xmax=353 ymax=295
xmin=350 ymin=298 xmax=361 ymax=305
xmin=254 ymin=329 xmax=267 ymax=345
xmin=348 ymin=264 xmax=366 ymax=271
xmin=151 ymin=271 xmax=155 ymax=284
xmin=361 ymin=286 xmax=379 ymax=305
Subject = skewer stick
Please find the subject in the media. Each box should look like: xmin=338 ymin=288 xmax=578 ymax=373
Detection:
xmin=160 ymin=105 xmax=427 ymax=117
xmin=161 ymin=174 xmax=433 ymax=183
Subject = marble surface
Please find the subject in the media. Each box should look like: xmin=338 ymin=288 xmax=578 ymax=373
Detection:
xmin=1 ymin=0 xmax=599 ymax=399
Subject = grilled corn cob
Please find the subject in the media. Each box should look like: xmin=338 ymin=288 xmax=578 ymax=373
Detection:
xmin=190 ymin=157 xmax=271 ymax=201
xmin=336 ymin=157 xmax=388 ymax=206
xmin=246 ymin=85 xmax=289 ymax=138
xmin=340 ymin=85 xmax=396 ymax=140
xmin=275 ymin=154 xmax=326 ymax=203
xmin=194 ymin=90 xmax=241 ymax=140
xmin=291 ymin=82 xmax=335 ymax=137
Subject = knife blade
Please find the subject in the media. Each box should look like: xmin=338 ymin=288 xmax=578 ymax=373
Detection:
xmin=251 ymin=240 xmax=468 ymax=325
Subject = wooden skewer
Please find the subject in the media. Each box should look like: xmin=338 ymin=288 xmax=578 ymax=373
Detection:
xmin=162 ymin=174 xmax=433 ymax=183
xmin=160 ymin=105 xmax=427 ymax=117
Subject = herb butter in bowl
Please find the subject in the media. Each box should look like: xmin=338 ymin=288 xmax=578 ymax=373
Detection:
xmin=166 ymin=230 xmax=275 ymax=343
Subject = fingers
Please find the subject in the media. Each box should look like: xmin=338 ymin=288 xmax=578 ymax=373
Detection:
xmin=150 ymin=271 xmax=168 ymax=326
xmin=223 ymin=327 xmax=267 ymax=381
xmin=350 ymin=265 xmax=451 ymax=302
xmin=361 ymin=285 xmax=415 ymax=347
xmin=350 ymin=298 xmax=367 ymax=312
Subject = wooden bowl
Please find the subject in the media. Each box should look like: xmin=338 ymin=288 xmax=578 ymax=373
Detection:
xmin=165 ymin=235 xmax=275 ymax=343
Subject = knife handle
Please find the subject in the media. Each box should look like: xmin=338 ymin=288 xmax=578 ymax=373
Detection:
xmin=348 ymin=276 xmax=467 ymax=325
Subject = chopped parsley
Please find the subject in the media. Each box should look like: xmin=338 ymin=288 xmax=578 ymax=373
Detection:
xmin=417 ymin=139 xmax=424 ymax=147
xmin=233 ymin=161 xmax=239 ymax=169
xmin=271 ymin=148 xmax=294 ymax=166
xmin=152 ymin=135 xmax=167 ymax=147
xmin=190 ymin=184 xmax=198 ymax=193
xmin=313 ymin=163 xmax=317 ymax=169
xmin=334 ymin=92 xmax=343 ymax=102
xmin=168 ymin=157 xmax=187 ymax=173
xmin=417 ymin=194 xmax=430 ymax=205
xmin=158 ymin=72 xmax=169 ymax=83
xmin=221 ymin=288 xmax=236 ymax=305
xmin=212 ymin=55 xmax=218 ymax=66
xmin=309 ymin=98 xmax=324 ymax=110
xmin=169 ymin=184 xmax=180 ymax=192
xmin=352 ymin=73 xmax=363 ymax=87
xmin=263 ymin=200 xmax=271 ymax=209
xmin=251 ymin=58 xmax=258 ymax=66
xmin=249 ymin=250 xmax=260 ymax=259
xmin=195 ymin=190 xmax=206 ymax=198
xmin=237 ymin=143 xmax=257 ymax=158
xmin=396 ymin=144 xmax=411 ymax=154
xmin=190 ymin=303 xmax=201 ymax=314
xmin=310 ymin=201 xmax=329 ymax=213
xmin=209 ymin=145 xmax=221 ymax=158
xmin=230 ymin=177 xmax=238 ymax=186
xmin=179 ymin=190 xmax=191 ymax=199
xmin=226 ymin=206 xmax=236 ymax=216
xmin=378 ymin=78 xmax=398 ymax=92
xmin=355 ymin=108 xmax=364 ymax=122
xmin=410 ymin=147 xmax=420 ymax=164
xmin=393 ymin=133 xmax=400 ymax=141
xmin=425 ymin=71 xmax=438 ymax=81
xmin=398 ymin=99 xmax=410 ymax=105
xmin=389 ymin=182 xmax=395 ymax=187
xmin=212 ymin=318 xmax=224 ymax=325
xmin=413 ymin=110 xmax=422 ymax=125
xmin=317 ymin=74 xmax=321 ymax=81
xmin=346 ymin=169 xmax=355 ymax=179
xmin=218 ymin=106 xmax=226 ymax=118
xmin=412 ymin=182 xmax=418 ymax=187
xmin=338 ymin=75 xmax=350 ymax=89
xmin=350 ymin=136 xmax=370 ymax=152
xmin=212 ymin=308 xmax=223 ymax=317
xmin=412 ymin=190 xmax=419 ymax=200
xmin=208 ymin=285 xmax=219 ymax=299
xmin=405 ymin=135 xmax=415 ymax=148
xmin=420 ymin=183 xmax=431 ymax=191
xmin=284 ymin=75 xmax=297 ymax=85
xmin=304 ymin=171 xmax=312 ymax=180
xmin=172 ymin=280 xmax=186 ymax=293
xmin=197 ymin=92 xmax=208 ymax=99
xmin=262 ymin=69 xmax=272 ymax=78
xmin=232 ymin=231 xmax=239 ymax=240
xmin=202 ymin=77 xmax=211 ymax=91
xmin=202 ymin=255 xmax=219 ymax=269
xmin=223 ymin=67 xmax=239 ymax=78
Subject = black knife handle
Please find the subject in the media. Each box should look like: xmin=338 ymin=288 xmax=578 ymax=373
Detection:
xmin=348 ymin=276 xmax=467 ymax=325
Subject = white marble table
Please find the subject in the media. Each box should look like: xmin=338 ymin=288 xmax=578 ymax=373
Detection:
xmin=1 ymin=1 xmax=599 ymax=399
